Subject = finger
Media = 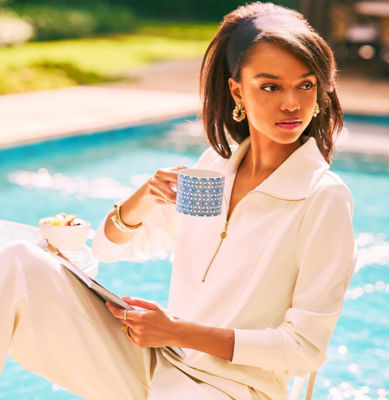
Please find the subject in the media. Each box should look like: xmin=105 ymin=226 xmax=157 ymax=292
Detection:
xmin=106 ymin=301 xmax=120 ymax=316
xmin=166 ymin=166 xmax=187 ymax=173
xmin=149 ymin=184 xmax=176 ymax=203
xmin=106 ymin=301 xmax=127 ymax=319
xmin=121 ymin=324 xmax=135 ymax=335
xmin=119 ymin=309 xmax=146 ymax=322
xmin=152 ymin=172 xmax=179 ymax=191
xmin=149 ymin=167 xmax=187 ymax=202
xmin=155 ymin=198 xmax=173 ymax=205
xmin=149 ymin=182 xmax=174 ymax=199
xmin=155 ymin=167 xmax=187 ymax=182
xmin=121 ymin=325 xmax=136 ymax=343
xmin=172 ymin=166 xmax=187 ymax=173
xmin=150 ymin=190 xmax=175 ymax=205
xmin=122 ymin=296 xmax=160 ymax=311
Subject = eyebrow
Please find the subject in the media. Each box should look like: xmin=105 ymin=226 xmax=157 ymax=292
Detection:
xmin=254 ymin=71 xmax=315 ymax=79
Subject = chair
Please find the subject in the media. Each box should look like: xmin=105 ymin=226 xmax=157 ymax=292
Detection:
xmin=288 ymin=371 xmax=317 ymax=400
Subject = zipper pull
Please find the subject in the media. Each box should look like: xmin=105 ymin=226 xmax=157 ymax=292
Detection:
xmin=221 ymin=221 xmax=229 ymax=239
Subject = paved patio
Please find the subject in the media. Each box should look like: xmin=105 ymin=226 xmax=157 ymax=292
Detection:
xmin=0 ymin=58 xmax=388 ymax=160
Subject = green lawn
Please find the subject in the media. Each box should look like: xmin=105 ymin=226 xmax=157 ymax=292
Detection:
xmin=0 ymin=22 xmax=217 ymax=94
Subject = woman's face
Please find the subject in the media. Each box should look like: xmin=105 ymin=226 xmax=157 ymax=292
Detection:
xmin=229 ymin=41 xmax=318 ymax=145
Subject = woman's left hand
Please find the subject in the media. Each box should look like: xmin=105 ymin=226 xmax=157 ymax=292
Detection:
xmin=106 ymin=297 xmax=180 ymax=348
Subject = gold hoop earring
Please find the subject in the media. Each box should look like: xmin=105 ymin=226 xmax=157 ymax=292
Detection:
xmin=313 ymin=103 xmax=320 ymax=118
xmin=232 ymin=104 xmax=246 ymax=122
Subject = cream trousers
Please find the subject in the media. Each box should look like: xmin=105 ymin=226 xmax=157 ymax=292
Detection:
xmin=0 ymin=241 xmax=240 ymax=400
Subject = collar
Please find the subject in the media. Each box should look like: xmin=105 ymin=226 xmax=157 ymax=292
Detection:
xmin=224 ymin=136 xmax=330 ymax=200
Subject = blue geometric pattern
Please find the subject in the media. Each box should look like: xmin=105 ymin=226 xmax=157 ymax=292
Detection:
xmin=176 ymin=173 xmax=225 ymax=217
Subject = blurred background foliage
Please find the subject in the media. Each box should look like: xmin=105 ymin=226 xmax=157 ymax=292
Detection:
xmin=1 ymin=0 xmax=137 ymax=41
xmin=0 ymin=0 xmax=387 ymax=94
xmin=127 ymin=0 xmax=300 ymax=19
xmin=0 ymin=32 xmax=210 ymax=93
xmin=1 ymin=0 xmax=300 ymax=43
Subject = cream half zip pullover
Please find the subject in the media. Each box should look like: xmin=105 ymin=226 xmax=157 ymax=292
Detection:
xmin=93 ymin=136 xmax=357 ymax=399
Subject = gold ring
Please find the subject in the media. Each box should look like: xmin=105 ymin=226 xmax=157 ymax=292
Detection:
xmin=123 ymin=309 xmax=127 ymax=320
xmin=120 ymin=325 xmax=131 ymax=338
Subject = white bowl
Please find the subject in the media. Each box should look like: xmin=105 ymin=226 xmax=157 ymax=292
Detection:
xmin=39 ymin=218 xmax=91 ymax=250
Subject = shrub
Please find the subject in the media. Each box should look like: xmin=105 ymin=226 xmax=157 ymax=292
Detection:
xmin=0 ymin=9 xmax=34 ymax=45
xmin=11 ymin=4 xmax=137 ymax=41
xmin=92 ymin=5 xmax=137 ymax=34
xmin=15 ymin=6 xmax=96 ymax=40
xmin=127 ymin=0 xmax=301 ymax=20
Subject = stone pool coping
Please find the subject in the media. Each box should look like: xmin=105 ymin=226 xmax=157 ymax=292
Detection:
xmin=0 ymin=86 xmax=201 ymax=149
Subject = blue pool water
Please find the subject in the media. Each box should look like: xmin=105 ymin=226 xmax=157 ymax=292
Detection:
xmin=0 ymin=117 xmax=388 ymax=399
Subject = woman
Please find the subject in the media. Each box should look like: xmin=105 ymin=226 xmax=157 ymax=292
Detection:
xmin=0 ymin=2 xmax=356 ymax=399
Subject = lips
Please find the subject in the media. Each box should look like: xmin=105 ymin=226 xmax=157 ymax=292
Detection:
xmin=275 ymin=118 xmax=302 ymax=130
xmin=276 ymin=117 xmax=302 ymax=124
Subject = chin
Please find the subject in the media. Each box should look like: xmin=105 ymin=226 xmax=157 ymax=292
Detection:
xmin=273 ymin=133 xmax=302 ymax=145
xmin=272 ymin=125 xmax=308 ymax=144
xmin=251 ymin=123 xmax=305 ymax=145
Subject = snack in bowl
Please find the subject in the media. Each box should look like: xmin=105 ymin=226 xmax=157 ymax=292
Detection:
xmin=39 ymin=213 xmax=91 ymax=250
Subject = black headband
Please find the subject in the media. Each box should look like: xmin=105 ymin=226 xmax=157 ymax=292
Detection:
xmin=226 ymin=14 xmax=310 ymax=76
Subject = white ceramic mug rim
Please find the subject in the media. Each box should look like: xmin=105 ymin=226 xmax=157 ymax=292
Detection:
xmin=178 ymin=168 xmax=224 ymax=178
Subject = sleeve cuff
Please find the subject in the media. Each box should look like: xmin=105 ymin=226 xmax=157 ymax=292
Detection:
xmin=230 ymin=328 xmax=287 ymax=371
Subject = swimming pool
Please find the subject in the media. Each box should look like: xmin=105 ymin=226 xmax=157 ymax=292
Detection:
xmin=0 ymin=117 xmax=388 ymax=399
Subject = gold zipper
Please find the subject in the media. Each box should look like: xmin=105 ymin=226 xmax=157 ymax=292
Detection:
xmin=201 ymin=192 xmax=253 ymax=282
xmin=201 ymin=220 xmax=229 ymax=282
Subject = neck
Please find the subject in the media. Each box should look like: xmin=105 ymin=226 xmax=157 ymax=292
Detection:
xmin=242 ymin=134 xmax=302 ymax=178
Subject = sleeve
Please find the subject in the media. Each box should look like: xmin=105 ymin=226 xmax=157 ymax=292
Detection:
xmin=92 ymin=146 xmax=219 ymax=263
xmin=229 ymin=183 xmax=358 ymax=376
xmin=91 ymin=203 xmax=178 ymax=263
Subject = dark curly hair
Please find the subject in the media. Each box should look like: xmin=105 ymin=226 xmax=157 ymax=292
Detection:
xmin=200 ymin=2 xmax=343 ymax=163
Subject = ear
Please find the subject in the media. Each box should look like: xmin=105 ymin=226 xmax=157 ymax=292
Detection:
xmin=228 ymin=77 xmax=244 ymax=106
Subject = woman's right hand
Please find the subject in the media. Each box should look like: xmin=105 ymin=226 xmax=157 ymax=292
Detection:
xmin=146 ymin=166 xmax=187 ymax=205
xmin=104 ymin=165 xmax=187 ymax=243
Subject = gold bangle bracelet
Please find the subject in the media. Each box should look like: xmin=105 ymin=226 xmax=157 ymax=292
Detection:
xmin=112 ymin=200 xmax=143 ymax=233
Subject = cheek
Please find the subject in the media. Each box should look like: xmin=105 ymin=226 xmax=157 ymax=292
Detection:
xmin=244 ymin=91 xmax=276 ymax=117
xmin=300 ymin=98 xmax=315 ymax=116
xmin=302 ymin=88 xmax=318 ymax=108
xmin=244 ymin=96 xmax=277 ymax=133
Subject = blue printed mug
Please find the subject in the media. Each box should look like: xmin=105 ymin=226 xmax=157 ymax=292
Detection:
xmin=176 ymin=169 xmax=225 ymax=217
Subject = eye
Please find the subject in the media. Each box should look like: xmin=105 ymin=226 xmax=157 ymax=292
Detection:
xmin=261 ymin=84 xmax=279 ymax=92
xmin=299 ymin=81 xmax=316 ymax=90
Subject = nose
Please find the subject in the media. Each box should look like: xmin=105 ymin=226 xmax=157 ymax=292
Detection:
xmin=280 ymin=91 xmax=300 ymax=113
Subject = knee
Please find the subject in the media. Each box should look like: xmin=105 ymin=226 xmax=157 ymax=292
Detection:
xmin=0 ymin=240 xmax=66 ymax=303
xmin=0 ymin=240 xmax=56 ymax=277
xmin=1 ymin=239 xmax=38 ymax=260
